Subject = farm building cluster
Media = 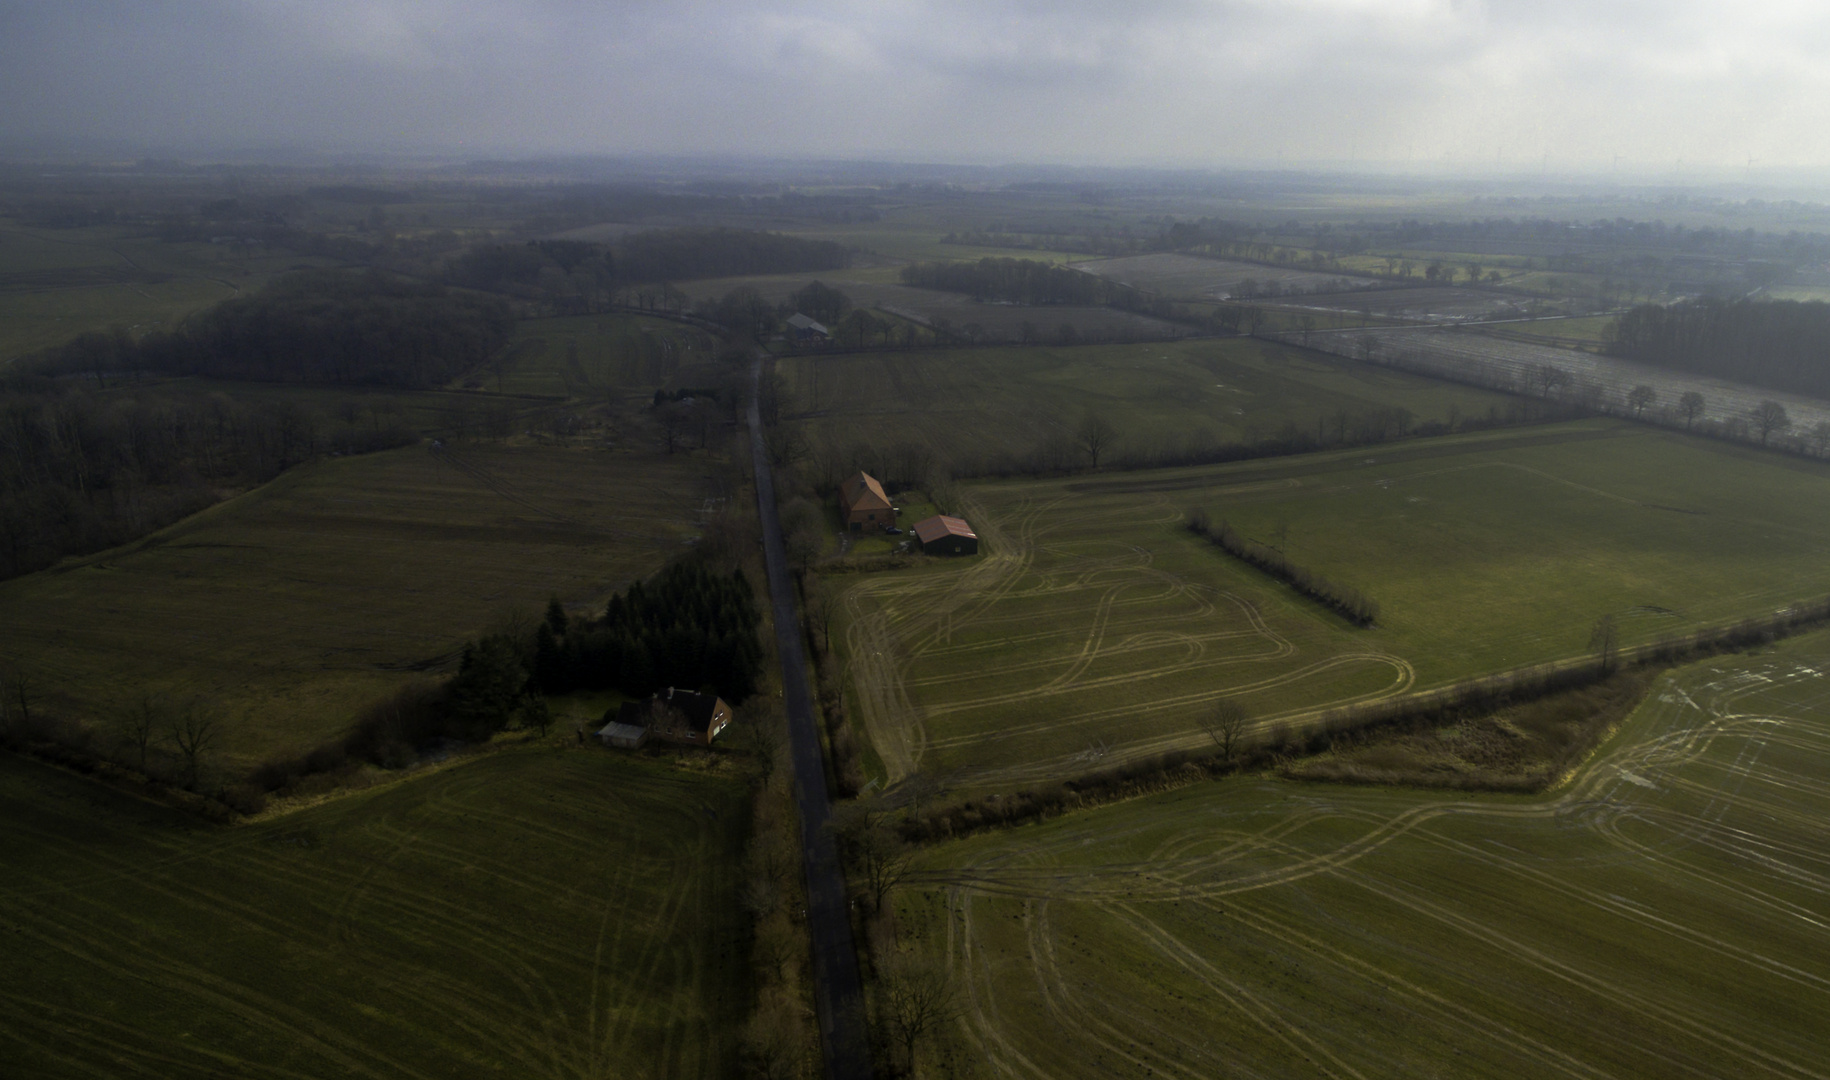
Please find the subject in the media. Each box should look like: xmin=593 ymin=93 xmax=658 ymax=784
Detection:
xmin=836 ymin=470 xmax=979 ymax=554
xmin=596 ymin=687 xmax=733 ymax=749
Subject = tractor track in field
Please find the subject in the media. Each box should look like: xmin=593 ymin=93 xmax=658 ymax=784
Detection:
xmin=908 ymin=654 xmax=1830 ymax=1079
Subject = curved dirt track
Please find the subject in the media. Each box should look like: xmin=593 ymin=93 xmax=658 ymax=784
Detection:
xmin=906 ymin=651 xmax=1830 ymax=1079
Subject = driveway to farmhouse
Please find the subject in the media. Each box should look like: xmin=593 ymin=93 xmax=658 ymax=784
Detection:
xmin=748 ymin=355 xmax=873 ymax=1080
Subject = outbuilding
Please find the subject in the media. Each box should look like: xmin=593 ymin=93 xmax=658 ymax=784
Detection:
xmin=912 ymin=514 xmax=978 ymax=556
xmin=595 ymin=720 xmax=649 ymax=749
xmin=786 ymin=312 xmax=830 ymax=345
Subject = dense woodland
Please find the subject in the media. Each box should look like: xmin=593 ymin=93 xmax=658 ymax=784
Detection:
xmin=532 ymin=560 xmax=765 ymax=704
xmin=32 ymin=270 xmax=515 ymax=387
xmin=1608 ymin=298 xmax=1830 ymax=398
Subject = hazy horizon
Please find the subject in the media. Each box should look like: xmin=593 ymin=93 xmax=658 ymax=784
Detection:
xmin=5 ymin=1 xmax=1830 ymax=179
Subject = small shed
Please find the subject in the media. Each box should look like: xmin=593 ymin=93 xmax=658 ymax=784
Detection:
xmin=913 ymin=514 xmax=978 ymax=556
xmin=786 ymin=312 xmax=830 ymax=344
xmin=595 ymin=720 xmax=649 ymax=749
xmin=838 ymin=471 xmax=895 ymax=532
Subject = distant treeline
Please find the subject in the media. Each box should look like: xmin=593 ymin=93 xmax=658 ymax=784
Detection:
xmin=30 ymin=269 xmax=514 ymax=388
xmin=532 ymin=560 xmax=765 ymax=703
xmin=1608 ymin=298 xmax=1830 ymax=399
xmin=0 ymin=377 xmax=416 ymax=580
xmin=1186 ymin=511 xmax=1378 ymax=627
xmin=447 ymin=227 xmax=850 ymax=311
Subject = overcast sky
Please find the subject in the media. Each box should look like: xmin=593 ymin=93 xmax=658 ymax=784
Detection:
xmin=2 ymin=0 xmax=1827 ymax=172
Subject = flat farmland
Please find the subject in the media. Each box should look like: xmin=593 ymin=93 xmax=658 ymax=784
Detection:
xmin=0 ymin=222 xmax=330 ymax=362
xmin=1291 ymin=285 xmax=1528 ymax=322
xmin=895 ymin=632 xmax=1830 ymax=1078
xmin=1298 ymin=325 xmax=1830 ymax=431
xmin=782 ymin=337 xmax=1515 ymax=469
xmin=1075 ymin=253 xmax=1368 ymax=298
xmin=686 ymin=271 xmax=1182 ymax=342
xmin=831 ymin=420 xmax=1830 ymax=787
xmin=0 ymin=443 xmax=713 ymax=766
xmin=0 ymin=746 xmax=750 ymax=1079
xmin=501 ymin=313 xmax=720 ymax=398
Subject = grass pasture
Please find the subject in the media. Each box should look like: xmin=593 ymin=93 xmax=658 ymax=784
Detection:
xmin=0 ymin=443 xmax=715 ymax=767
xmin=0 ymin=221 xmax=330 ymax=363
xmin=894 ymin=633 xmax=1830 ymax=1079
xmin=831 ymin=420 xmax=1830 ymax=787
xmin=782 ymin=336 xmax=1515 ymax=472
xmin=0 ymin=745 xmax=750 ymax=1079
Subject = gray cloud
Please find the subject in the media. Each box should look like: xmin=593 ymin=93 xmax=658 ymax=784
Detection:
xmin=2 ymin=0 xmax=1826 ymax=170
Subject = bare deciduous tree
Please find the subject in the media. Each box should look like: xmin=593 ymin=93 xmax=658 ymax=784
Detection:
xmin=1627 ymin=384 xmax=1657 ymax=418
xmin=832 ymin=802 xmax=915 ymax=913
xmin=1076 ymin=413 xmax=1119 ymax=471
xmin=169 ymin=704 xmax=220 ymax=788
xmin=122 ymin=694 xmax=163 ymax=771
xmin=1751 ymin=399 xmax=1791 ymax=445
xmin=880 ymin=956 xmax=962 ymax=1072
xmin=1679 ymin=391 xmax=1706 ymax=429
xmin=1589 ymin=615 xmax=1619 ymax=676
xmin=1198 ymin=700 xmax=1250 ymax=761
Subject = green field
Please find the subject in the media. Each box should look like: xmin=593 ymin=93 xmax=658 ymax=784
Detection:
xmin=0 ymin=744 xmax=750 ymax=1078
xmin=0 ymin=222 xmax=330 ymax=363
xmin=500 ymin=314 xmax=722 ymax=399
xmin=782 ymin=337 xmax=1516 ymax=473
xmin=891 ymin=631 xmax=1830 ymax=1078
xmin=829 ymin=420 xmax=1830 ymax=787
xmin=0 ymin=443 xmax=714 ymax=767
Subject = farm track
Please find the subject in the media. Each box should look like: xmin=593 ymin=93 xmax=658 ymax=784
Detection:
xmin=905 ymin=649 xmax=1830 ymax=1078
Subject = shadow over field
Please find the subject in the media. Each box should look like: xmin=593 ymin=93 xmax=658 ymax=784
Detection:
xmin=0 ymin=747 xmax=750 ymax=1079
xmin=894 ymin=631 xmax=1830 ymax=1078
xmin=0 ymin=443 xmax=715 ymax=766
xmin=832 ymin=421 xmax=1830 ymax=788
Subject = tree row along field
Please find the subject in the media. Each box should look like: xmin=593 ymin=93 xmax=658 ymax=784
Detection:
xmin=0 ymin=442 xmax=714 ymax=767
xmin=1071 ymin=252 xmax=1370 ymax=299
xmin=1297 ymin=324 xmax=1830 ymax=434
xmin=0 ymin=746 xmax=751 ymax=1079
xmin=892 ymin=632 xmax=1830 ymax=1079
xmin=828 ymin=420 xmax=1830 ymax=789
xmin=779 ymin=337 xmax=1517 ymax=477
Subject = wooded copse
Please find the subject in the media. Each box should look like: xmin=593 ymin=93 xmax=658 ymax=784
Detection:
xmin=1185 ymin=510 xmax=1379 ymax=626
xmin=0 ymin=378 xmax=417 ymax=580
xmin=531 ymin=559 xmax=766 ymax=704
xmin=30 ymin=269 xmax=515 ymax=388
xmin=1608 ymin=297 xmax=1830 ymax=399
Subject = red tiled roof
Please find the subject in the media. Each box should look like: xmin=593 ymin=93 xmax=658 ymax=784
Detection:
xmin=913 ymin=515 xmax=976 ymax=544
xmin=840 ymin=471 xmax=891 ymax=512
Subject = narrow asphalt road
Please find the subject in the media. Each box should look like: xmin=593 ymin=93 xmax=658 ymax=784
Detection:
xmin=748 ymin=356 xmax=873 ymax=1080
